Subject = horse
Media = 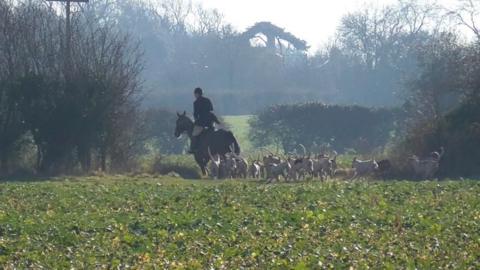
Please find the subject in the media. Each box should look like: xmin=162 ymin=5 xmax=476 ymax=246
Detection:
xmin=174 ymin=111 xmax=240 ymax=175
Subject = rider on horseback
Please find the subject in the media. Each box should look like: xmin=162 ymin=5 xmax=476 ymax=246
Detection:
xmin=189 ymin=87 xmax=221 ymax=153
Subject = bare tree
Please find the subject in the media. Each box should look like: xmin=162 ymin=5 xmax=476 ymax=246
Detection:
xmin=160 ymin=0 xmax=192 ymax=33
xmin=339 ymin=1 xmax=439 ymax=71
xmin=448 ymin=0 xmax=480 ymax=39
xmin=0 ymin=0 xmax=24 ymax=172
xmin=0 ymin=0 xmax=144 ymax=173
xmin=193 ymin=4 xmax=224 ymax=36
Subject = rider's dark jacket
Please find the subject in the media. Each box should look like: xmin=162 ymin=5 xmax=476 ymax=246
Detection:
xmin=194 ymin=96 xmax=216 ymax=128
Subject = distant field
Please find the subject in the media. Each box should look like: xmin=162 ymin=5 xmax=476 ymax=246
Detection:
xmin=223 ymin=115 xmax=281 ymax=156
xmin=0 ymin=176 xmax=479 ymax=268
xmin=223 ymin=115 xmax=253 ymax=153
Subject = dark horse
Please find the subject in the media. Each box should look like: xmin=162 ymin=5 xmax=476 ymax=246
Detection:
xmin=174 ymin=111 xmax=240 ymax=175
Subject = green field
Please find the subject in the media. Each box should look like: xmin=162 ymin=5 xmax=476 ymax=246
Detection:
xmin=223 ymin=115 xmax=281 ymax=156
xmin=0 ymin=177 xmax=479 ymax=269
xmin=224 ymin=115 xmax=253 ymax=153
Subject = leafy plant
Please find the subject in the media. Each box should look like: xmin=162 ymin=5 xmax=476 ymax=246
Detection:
xmin=0 ymin=177 xmax=478 ymax=268
xmin=250 ymin=103 xmax=398 ymax=154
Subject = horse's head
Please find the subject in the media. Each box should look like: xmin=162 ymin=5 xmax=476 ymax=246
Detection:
xmin=174 ymin=111 xmax=193 ymax=138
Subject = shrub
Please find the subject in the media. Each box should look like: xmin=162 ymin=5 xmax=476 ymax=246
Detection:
xmin=250 ymin=103 xmax=398 ymax=154
xmin=142 ymin=109 xmax=188 ymax=155
xmin=392 ymin=101 xmax=480 ymax=178
xmin=391 ymin=37 xmax=480 ymax=179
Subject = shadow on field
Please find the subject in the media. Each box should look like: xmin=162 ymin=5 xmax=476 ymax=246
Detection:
xmin=1 ymin=170 xmax=467 ymax=185
xmin=0 ymin=172 xmax=120 ymax=183
xmin=0 ymin=174 xmax=59 ymax=183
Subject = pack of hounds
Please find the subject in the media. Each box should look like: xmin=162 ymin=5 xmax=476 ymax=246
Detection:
xmin=207 ymin=145 xmax=445 ymax=182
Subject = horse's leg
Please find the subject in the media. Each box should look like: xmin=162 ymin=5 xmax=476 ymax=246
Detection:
xmin=194 ymin=154 xmax=207 ymax=176
xmin=201 ymin=160 xmax=208 ymax=176
xmin=201 ymin=158 xmax=209 ymax=176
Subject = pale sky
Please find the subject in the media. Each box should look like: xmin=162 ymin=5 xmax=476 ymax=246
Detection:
xmin=193 ymin=0 xmax=459 ymax=52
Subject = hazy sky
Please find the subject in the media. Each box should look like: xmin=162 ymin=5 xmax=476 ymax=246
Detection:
xmin=193 ymin=0 xmax=459 ymax=52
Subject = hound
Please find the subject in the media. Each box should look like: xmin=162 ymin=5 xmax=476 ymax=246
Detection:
xmin=249 ymin=161 xmax=262 ymax=179
xmin=313 ymin=152 xmax=338 ymax=181
xmin=266 ymin=159 xmax=292 ymax=183
xmin=208 ymin=147 xmax=222 ymax=179
xmin=289 ymin=157 xmax=314 ymax=181
xmin=409 ymin=147 xmax=444 ymax=179
xmin=263 ymin=154 xmax=281 ymax=179
xmin=224 ymin=153 xmax=237 ymax=179
xmin=351 ymin=157 xmax=379 ymax=179
xmin=227 ymin=145 xmax=248 ymax=179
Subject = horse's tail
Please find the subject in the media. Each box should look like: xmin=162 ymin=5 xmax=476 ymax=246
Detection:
xmin=227 ymin=131 xmax=241 ymax=155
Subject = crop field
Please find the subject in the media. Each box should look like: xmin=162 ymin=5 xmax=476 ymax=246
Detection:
xmin=0 ymin=177 xmax=479 ymax=269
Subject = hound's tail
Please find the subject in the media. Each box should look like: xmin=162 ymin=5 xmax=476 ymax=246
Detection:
xmin=438 ymin=146 xmax=445 ymax=159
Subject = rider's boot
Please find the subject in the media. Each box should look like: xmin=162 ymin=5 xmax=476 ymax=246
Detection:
xmin=188 ymin=136 xmax=198 ymax=154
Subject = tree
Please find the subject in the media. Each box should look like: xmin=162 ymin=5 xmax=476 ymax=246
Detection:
xmin=250 ymin=103 xmax=397 ymax=154
xmin=449 ymin=0 xmax=480 ymax=40
xmin=143 ymin=109 xmax=187 ymax=155
xmin=393 ymin=37 xmax=480 ymax=177
xmin=241 ymin=21 xmax=308 ymax=57
xmin=192 ymin=4 xmax=224 ymax=36
xmin=0 ymin=0 xmax=143 ymax=174
xmin=335 ymin=1 xmax=440 ymax=106
xmin=405 ymin=32 xmax=465 ymax=124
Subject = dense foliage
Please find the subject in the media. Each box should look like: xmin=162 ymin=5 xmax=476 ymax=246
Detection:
xmin=0 ymin=1 xmax=143 ymax=174
xmin=143 ymin=109 xmax=187 ymax=155
xmin=0 ymin=177 xmax=478 ymax=268
xmin=392 ymin=35 xmax=480 ymax=178
xmin=250 ymin=103 xmax=398 ymax=154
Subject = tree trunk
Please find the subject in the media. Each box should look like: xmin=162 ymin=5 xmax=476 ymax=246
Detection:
xmin=0 ymin=151 xmax=8 ymax=175
xmin=100 ymin=146 xmax=107 ymax=172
